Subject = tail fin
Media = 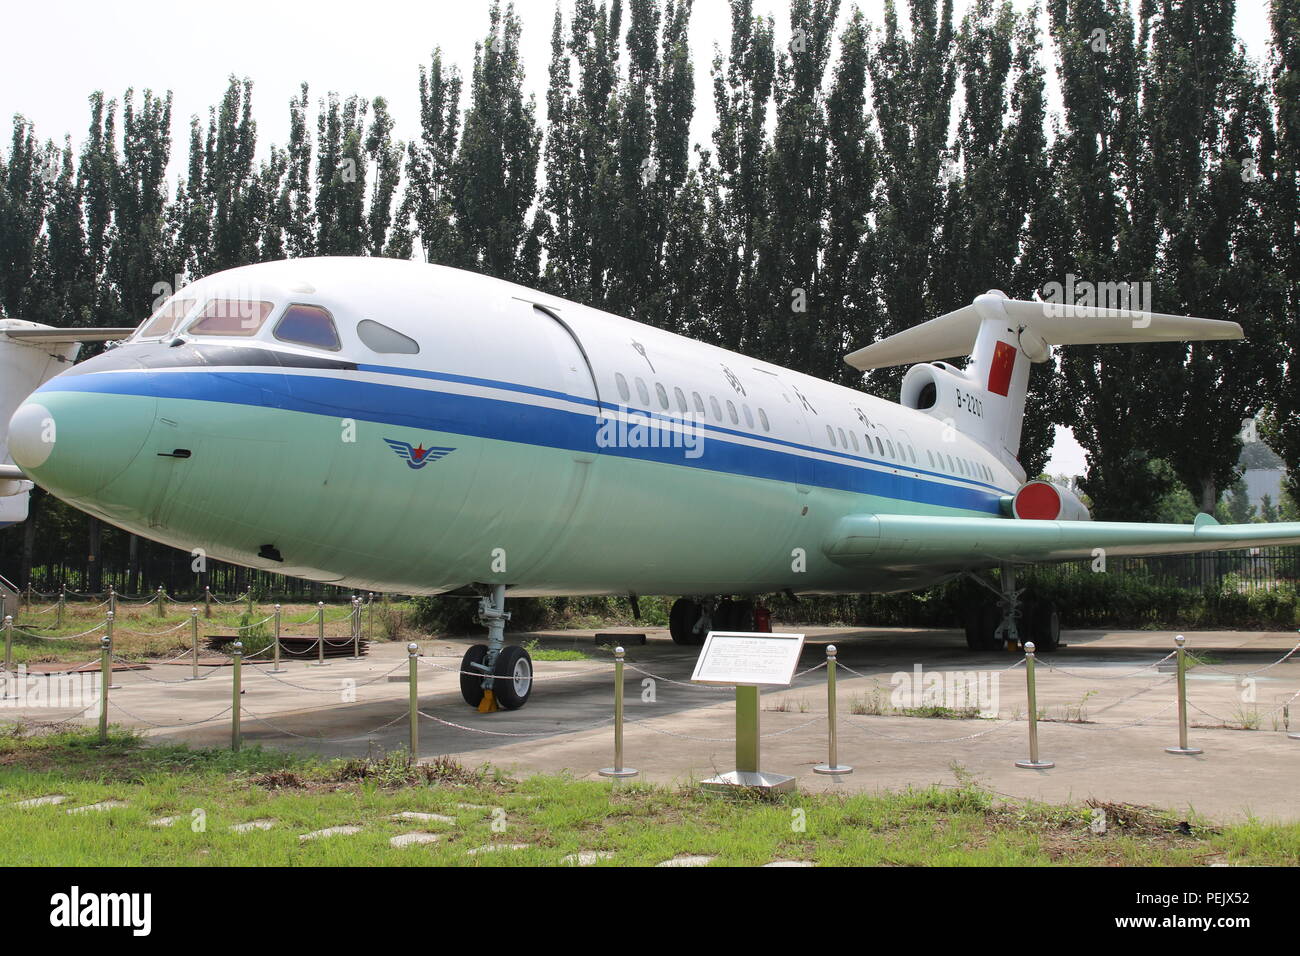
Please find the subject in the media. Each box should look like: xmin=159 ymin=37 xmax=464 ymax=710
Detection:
xmin=843 ymin=291 xmax=1242 ymax=468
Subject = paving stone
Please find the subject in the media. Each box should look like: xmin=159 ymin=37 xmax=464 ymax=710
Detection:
xmin=149 ymin=816 xmax=180 ymax=827
xmin=390 ymin=832 xmax=441 ymax=847
xmin=656 ymin=855 xmax=715 ymax=867
xmin=391 ymin=811 xmax=455 ymax=824
xmin=299 ymin=825 xmax=362 ymax=841
xmin=763 ymin=860 xmax=815 ymax=867
xmin=561 ymin=850 xmax=615 ymax=866
xmin=67 ymin=800 xmax=128 ymax=814
xmin=455 ymin=803 xmax=487 ymax=811
xmin=14 ymin=794 xmax=67 ymax=808
xmin=465 ymin=843 xmax=531 ymax=856
xmin=230 ymin=819 xmax=276 ymax=833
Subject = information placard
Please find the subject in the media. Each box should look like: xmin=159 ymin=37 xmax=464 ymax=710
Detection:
xmin=690 ymin=631 xmax=806 ymax=687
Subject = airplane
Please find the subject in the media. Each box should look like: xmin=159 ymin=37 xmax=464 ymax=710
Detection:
xmin=5 ymin=256 xmax=1300 ymax=712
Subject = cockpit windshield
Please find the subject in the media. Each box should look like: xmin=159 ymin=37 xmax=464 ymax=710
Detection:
xmin=137 ymin=295 xmax=196 ymax=338
xmin=187 ymin=299 xmax=276 ymax=337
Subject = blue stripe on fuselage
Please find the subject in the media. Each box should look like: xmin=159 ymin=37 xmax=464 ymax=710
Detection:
xmin=37 ymin=369 xmax=1004 ymax=514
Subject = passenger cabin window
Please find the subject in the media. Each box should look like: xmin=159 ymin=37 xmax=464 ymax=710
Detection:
xmin=849 ymin=432 xmax=859 ymax=452
xmin=759 ymin=409 xmax=770 ymax=432
xmin=826 ymin=425 xmax=836 ymax=446
xmin=693 ymin=392 xmax=706 ymax=417
xmin=726 ymin=400 xmax=739 ymax=425
xmin=357 ymin=318 xmax=419 ymax=354
xmin=927 ymin=450 xmax=935 ymax=467
xmin=710 ymin=396 xmax=723 ymax=421
xmin=837 ymin=427 xmax=848 ymax=448
xmin=636 ymin=378 xmax=651 ymax=406
xmin=674 ymin=387 xmax=688 ymax=414
xmin=655 ymin=382 xmax=670 ymax=410
xmin=139 ymin=295 xmax=195 ymax=338
xmin=188 ymin=299 xmax=276 ymax=337
xmin=615 ymin=373 xmax=631 ymax=403
xmin=274 ymin=304 xmax=340 ymax=350
xmin=743 ymin=405 xmax=755 ymax=429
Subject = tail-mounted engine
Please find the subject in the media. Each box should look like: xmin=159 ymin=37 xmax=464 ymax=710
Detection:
xmin=1012 ymin=480 xmax=1090 ymax=522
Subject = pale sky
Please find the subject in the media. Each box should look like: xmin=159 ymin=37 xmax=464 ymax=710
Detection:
xmin=0 ymin=0 xmax=1276 ymax=478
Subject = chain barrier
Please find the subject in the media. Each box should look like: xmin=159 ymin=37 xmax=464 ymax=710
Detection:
xmin=416 ymin=657 xmax=604 ymax=684
xmin=238 ymin=705 xmax=408 ymax=742
xmin=1185 ymin=640 xmax=1300 ymax=678
xmin=111 ymin=655 xmax=216 ymax=684
xmin=106 ymin=698 xmax=234 ymax=729
xmin=1038 ymin=651 xmax=1176 ymax=680
xmin=418 ymin=709 xmax=615 ymax=738
xmin=12 ymin=623 xmax=107 ymax=642
xmin=114 ymin=620 xmax=193 ymax=638
xmin=245 ymin=657 xmax=408 ymax=692
xmin=1186 ymin=685 xmax=1300 ymax=726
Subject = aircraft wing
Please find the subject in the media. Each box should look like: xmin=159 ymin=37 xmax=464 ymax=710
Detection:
xmin=823 ymin=513 xmax=1300 ymax=570
xmin=1 ymin=327 xmax=135 ymax=344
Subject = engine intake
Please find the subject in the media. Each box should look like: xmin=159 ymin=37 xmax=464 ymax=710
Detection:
xmin=1012 ymin=480 xmax=1090 ymax=522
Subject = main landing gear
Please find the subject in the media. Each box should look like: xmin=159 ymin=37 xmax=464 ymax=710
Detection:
xmin=459 ymin=584 xmax=533 ymax=712
xmin=962 ymin=564 xmax=1060 ymax=653
xmin=668 ymin=597 xmax=764 ymax=645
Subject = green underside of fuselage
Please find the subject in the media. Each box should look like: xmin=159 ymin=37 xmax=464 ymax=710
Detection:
xmin=31 ymin=392 xmax=992 ymax=596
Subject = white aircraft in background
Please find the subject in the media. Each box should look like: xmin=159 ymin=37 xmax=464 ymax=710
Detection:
xmin=4 ymin=257 xmax=1297 ymax=712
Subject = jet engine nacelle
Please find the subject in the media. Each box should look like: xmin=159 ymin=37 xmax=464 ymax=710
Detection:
xmin=1012 ymin=479 xmax=1091 ymax=522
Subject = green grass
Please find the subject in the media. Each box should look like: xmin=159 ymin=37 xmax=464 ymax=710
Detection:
xmin=1 ymin=723 xmax=1297 ymax=866
xmin=522 ymin=639 xmax=593 ymax=662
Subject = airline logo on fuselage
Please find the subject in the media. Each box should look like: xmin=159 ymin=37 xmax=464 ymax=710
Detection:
xmin=383 ymin=438 xmax=456 ymax=470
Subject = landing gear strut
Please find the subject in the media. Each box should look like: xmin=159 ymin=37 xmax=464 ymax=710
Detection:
xmin=963 ymin=566 xmax=1060 ymax=652
xmin=669 ymin=597 xmax=759 ymax=645
xmin=459 ymin=584 xmax=533 ymax=711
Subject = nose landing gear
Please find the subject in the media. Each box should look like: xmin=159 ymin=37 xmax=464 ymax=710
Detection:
xmin=459 ymin=584 xmax=533 ymax=711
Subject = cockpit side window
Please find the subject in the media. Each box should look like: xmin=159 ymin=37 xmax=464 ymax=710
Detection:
xmin=188 ymin=299 xmax=276 ymax=337
xmin=138 ymin=296 xmax=196 ymax=338
xmin=273 ymin=304 xmax=341 ymax=350
xmin=356 ymin=319 xmax=419 ymax=354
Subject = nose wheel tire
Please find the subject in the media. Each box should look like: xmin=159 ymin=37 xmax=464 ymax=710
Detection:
xmin=492 ymin=645 xmax=534 ymax=710
xmin=459 ymin=643 xmax=490 ymax=708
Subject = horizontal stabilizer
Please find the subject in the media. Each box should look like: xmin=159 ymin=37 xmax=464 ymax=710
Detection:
xmin=824 ymin=513 xmax=1300 ymax=569
xmin=844 ymin=295 xmax=1242 ymax=370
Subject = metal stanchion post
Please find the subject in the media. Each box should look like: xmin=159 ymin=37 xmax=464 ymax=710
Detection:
xmin=1166 ymin=634 xmax=1204 ymax=755
xmin=351 ymin=597 xmax=362 ymax=659
xmin=57 ymin=587 xmax=65 ymax=628
xmin=408 ymin=642 xmax=419 ymax=758
xmin=1015 ymin=642 xmax=1054 ymax=769
xmin=814 ymin=645 xmax=853 ymax=775
xmin=246 ymin=590 xmax=253 ymax=615
xmin=1 ymin=616 xmax=15 ymax=701
xmin=231 ymin=641 xmax=243 ymax=752
xmin=105 ymin=610 xmax=120 ymax=689
xmin=314 ymin=601 xmax=326 ymax=665
xmin=367 ymin=593 xmax=375 ymax=643
xmin=99 ymin=635 xmax=111 ymax=742
xmin=204 ymin=585 xmax=212 ymax=619
xmin=1287 ymin=704 xmax=1299 ymax=741
xmin=156 ymin=586 xmax=165 ymax=618
xmin=108 ymin=585 xmax=116 ymax=616
xmin=599 ymin=646 xmax=638 ymax=778
xmin=271 ymin=604 xmax=284 ymax=673
xmin=187 ymin=607 xmax=200 ymax=680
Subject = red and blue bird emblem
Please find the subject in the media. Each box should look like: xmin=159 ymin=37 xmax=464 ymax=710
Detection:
xmin=384 ymin=438 xmax=456 ymax=470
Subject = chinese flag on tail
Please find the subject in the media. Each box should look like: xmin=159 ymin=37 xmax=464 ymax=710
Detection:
xmin=987 ymin=340 xmax=1017 ymax=397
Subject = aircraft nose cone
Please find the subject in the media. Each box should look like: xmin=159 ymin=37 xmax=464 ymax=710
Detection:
xmin=10 ymin=382 xmax=157 ymax=501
